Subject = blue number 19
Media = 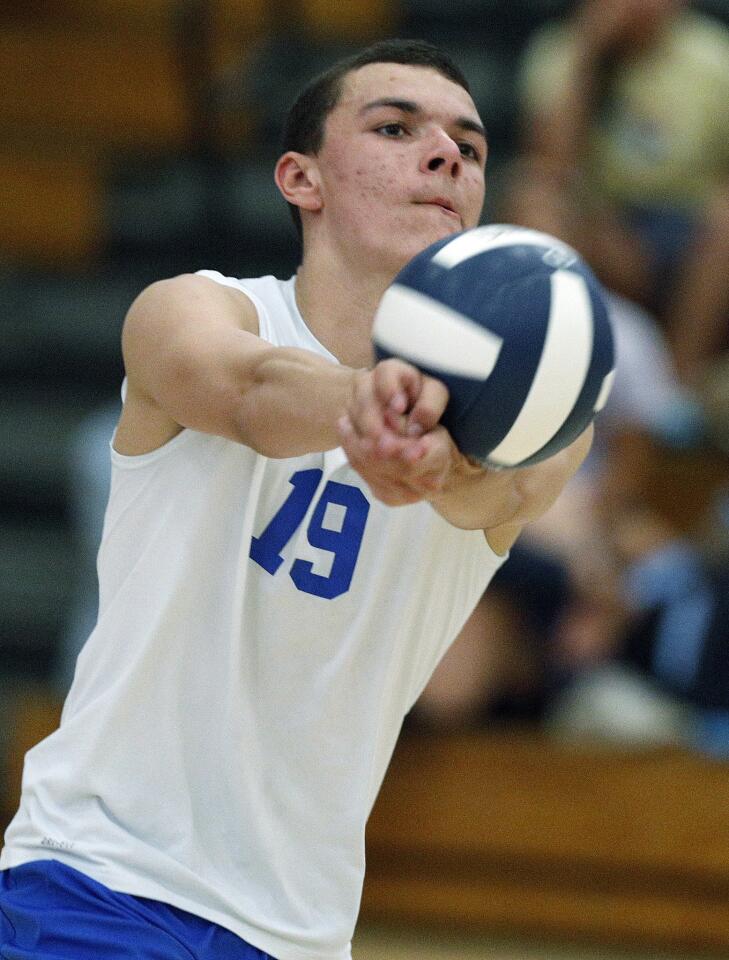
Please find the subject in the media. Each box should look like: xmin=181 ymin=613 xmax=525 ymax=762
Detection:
xmin=250 ymin=470 xmax=321 ymax=575
xmin=250 ymin=470 xmax=370 ymax=599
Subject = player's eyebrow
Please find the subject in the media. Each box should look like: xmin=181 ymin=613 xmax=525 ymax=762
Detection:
xmin=359 ymin=98 xmax=487 ymax=142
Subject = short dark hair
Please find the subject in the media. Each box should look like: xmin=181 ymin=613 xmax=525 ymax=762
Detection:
xmin=281 ymin=39 xmax=472 ymax=240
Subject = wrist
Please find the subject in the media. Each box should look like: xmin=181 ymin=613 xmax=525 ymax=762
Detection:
xmin=431 ymin=439 xmax=481 ymax=493
xmin=428 ymin=442 xmax=516 ymax=531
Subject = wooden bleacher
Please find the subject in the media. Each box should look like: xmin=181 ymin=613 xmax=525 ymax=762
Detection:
xmin=0 ymin=147 xmax=102 ymax=268
xmin=0 ymin=18 xmax=180 ymax=266
xmin=298 ymin=0 xmax=393 ymax=40
xmin=363 ymin=730 xmax=729 ymax=955
xmin=0 ymin=23 xmax=191 ymax=152
xmin=2 ymin=689 xmax=63 ymax=833
xmin=0 ymin=1 xmax=268 ymax=268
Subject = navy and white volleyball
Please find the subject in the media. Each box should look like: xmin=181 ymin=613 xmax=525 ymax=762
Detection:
xmin=373 ymin=224 xmax=615 ymax=468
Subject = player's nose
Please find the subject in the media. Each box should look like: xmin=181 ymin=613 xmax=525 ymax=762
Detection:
xmin=419 ymin=128 xmax=462 ymax=177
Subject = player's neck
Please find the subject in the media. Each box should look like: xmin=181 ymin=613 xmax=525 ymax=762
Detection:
xmin=294 ymin=246 xmax=395 ymax=369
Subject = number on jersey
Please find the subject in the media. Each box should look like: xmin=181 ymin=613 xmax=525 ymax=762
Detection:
xmin=250 ymin=469 xmax=370 ymax=599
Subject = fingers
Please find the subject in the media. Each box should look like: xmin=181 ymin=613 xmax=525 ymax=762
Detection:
xmin=338 ymin=412 xmax=454 ymax=507
xmin=371 ymin=359 xmax=421 ymax=414
xmin=339 ymin=359 xmax=455 ymax=506
xmin=351 ymin=359 xmax=449 ymax=440
xmin=408 ymin=375 xmax=449 ymax=436
xmin=337 ymin=413 xmax=426 ymax=468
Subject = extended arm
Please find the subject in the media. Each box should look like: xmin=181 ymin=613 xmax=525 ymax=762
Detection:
xmin=116 ymin=274 xmax=452 ymax=476
xmin=119 ymin=273 xmax=590 ymax=547
xmin=116 ymin=273 xmax=357 ymax=459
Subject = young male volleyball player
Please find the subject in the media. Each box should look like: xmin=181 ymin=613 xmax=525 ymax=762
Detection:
xmin=0 ymin=40 xmax=592 ymax=960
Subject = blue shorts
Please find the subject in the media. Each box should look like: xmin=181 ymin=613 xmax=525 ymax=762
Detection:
xmin=0 ymin=860 xmax=274 ymax=959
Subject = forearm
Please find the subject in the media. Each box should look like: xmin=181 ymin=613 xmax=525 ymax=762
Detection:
xmin=428 ymin=452 xmax=523 ymax=531
xmin=236 ymin=347 xmax=358 ymax=458
xmin=430 ymin=426 xmax=594 ymax=532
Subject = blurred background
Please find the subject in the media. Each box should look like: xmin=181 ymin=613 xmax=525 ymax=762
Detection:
xmin=1 ymin=1 xmax=729 ymax=957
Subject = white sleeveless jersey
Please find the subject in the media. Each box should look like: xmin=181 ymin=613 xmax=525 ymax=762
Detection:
xmin=1 ymin=273 xmax=506 ymax=960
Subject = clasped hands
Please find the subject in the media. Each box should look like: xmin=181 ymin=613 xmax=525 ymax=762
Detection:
xmin=337 ymin=358 xmax=482 ymax=507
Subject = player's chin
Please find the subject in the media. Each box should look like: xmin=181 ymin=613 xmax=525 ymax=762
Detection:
xmin=403 ymin=221 xmax=461 ymax=262
xmin=419 ymin=207 xmax=463 ymax=235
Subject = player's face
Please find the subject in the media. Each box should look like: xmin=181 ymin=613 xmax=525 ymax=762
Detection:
xmin=313 ymin=62 xmax=487 ymax=272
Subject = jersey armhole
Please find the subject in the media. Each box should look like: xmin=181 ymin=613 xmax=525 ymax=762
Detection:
xmin=195 ymin=270 xmax=275 ymax=344
xmin=109 ymin=426 xmax=205 ymax=470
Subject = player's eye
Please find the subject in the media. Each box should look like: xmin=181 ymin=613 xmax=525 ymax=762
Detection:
xmin=458 ymin=141 xmax=481 ymax=161
xmin=376 ymin=122 xmax=407 ymax=138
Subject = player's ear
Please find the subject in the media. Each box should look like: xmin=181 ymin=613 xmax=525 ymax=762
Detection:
xmin=275 ymin=152 xmax=323 ymax=213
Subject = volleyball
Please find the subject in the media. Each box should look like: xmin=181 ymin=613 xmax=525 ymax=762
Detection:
xmin=372 ymin=224 xmax=615 ymax=468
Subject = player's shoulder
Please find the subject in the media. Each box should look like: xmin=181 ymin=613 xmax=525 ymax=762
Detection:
xmin=125 ymin=271 xmax=259 ymax=336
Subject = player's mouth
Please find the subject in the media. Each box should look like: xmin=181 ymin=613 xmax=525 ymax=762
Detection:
xmin=416 ymin=198 xmax=461 ymax=224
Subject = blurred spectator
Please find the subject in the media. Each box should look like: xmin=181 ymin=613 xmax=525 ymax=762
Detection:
xmin=501 ymin=0 xmax=729 ymax=380
xmin=548 ymin=412 xmax=729 ymax=756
